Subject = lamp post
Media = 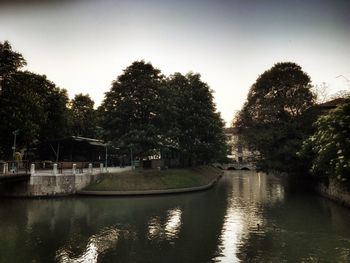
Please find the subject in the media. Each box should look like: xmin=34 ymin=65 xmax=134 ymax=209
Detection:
xmin=12 ymin=130 xmax=19 ymax=159
xmin=12 ymin=130 xmax=19 ymax=171
xmin=105 ymin=141 xmax=109 ymax=173
xmin=130 ymin=147 xmax=134 ymax=170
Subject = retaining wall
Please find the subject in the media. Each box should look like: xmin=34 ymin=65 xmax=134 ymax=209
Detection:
xmin=0 ymin=167 xmax=131 ymax=197
xmin=316 ymin=178 xmax=350 ymax=208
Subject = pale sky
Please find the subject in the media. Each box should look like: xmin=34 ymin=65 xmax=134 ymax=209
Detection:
xmin=0 ymin=0 xmax=349 ymax=125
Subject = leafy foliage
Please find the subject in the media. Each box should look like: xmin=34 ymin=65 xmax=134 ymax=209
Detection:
xmin=100 ymin=63 xmax=227 ymax=165
xmin=70 ymin=93 xmax=98 ymax=138
xmin=0 ymin=71 xmax=71 ymax=158
xmin=0 ymin=40 xmax=26 ymax=79
xmin=234 ymin=62 xmax=316 ymax=172
xmin=1 ymin=41 xmax=227 ymax=165
xmin=300 ymin=97 xmax=350 ymax=182
xmin=166 ymin=73 xmax=227 ymax=164
xmin=99 ymin=61 xmax=164 ymax=157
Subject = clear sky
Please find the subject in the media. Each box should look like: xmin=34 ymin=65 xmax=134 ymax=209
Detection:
xmin=1 ymin=0 xmax=349 ymax=125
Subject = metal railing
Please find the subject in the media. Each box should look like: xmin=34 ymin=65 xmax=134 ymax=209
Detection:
xmin=0 ymin=161 xmax=29 ymax=176
xmin=0 ymin=161 xmax=110 ymax=176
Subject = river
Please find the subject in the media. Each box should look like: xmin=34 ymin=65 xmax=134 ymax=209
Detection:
xmin=0 ymin=171 xmax=350 ymax=262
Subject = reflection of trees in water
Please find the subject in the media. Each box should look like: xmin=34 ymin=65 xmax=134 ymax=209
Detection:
xmin=214 ymin=171 xmax=285 ymax=262
xmin=4 ymin=172 xmax=348 ymax=262
xmin=0 ymin=183 xmax=231 ymax=263
xmin=236 ymin=185 xmax=350 ymax=262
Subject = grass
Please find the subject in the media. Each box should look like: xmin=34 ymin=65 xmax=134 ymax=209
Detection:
xmin=84 ymin=166 xmax=221 ymax=191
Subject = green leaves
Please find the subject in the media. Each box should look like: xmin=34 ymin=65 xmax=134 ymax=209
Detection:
xmin=0 ymin=41 xmax=26 ymax=78
xmin=235 ymin=62 xmax=315 ymax=173
xmin=166 ymin=73 xmax=227 ymax=164
xmin=0 ymin=71 xmax=70 ymax=157
xmin=100 ymin=63 xmax=228 ymax=165
xmin=99 ymin=61 xmax=164 ymax=157
xmin=70 ymin=93 xmax=98 ymax=138
xmin=301 ymin=97 xmax=350 ymax=181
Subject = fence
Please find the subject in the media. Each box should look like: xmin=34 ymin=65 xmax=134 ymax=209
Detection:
xmin=0 ymin=161 xmax=106 ymax=176
xmin=0 ymin=161 xmax=29 ymax=176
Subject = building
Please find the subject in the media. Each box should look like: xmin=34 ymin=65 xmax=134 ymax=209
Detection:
xmin=224 ymin=127 xmax=256 ymax=164
xmin=35 ymin=136 xmax=108 ymax=163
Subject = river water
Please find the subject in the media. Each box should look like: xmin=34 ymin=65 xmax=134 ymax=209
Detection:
xmin=1 ymin=171 xmax=350 ymax=262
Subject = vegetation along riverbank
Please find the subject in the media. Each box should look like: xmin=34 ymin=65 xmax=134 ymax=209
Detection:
xmin=79 ymin=166 xmax=222 ymax=195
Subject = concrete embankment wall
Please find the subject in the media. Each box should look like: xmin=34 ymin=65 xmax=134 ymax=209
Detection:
xmin=269 ymin=170 xmax=350 ymax=208
xmin=316 ymin=178 xmax=350 ymax=208
xmin=0 ymin=167 xmax=131 ymax=197
xmin=27 ymin=173 xmax=99 ymax=197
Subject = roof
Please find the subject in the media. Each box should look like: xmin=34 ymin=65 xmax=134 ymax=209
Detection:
xmin=41 ymin=136 xmax=107 ymax=147
xmin=318 ymin=98 xmax=345 ymax=109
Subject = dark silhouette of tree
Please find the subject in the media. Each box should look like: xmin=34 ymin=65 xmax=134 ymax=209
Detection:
xmin=234 ymin=62 xmax=316 ymax=173
xmin=166 ymin=73 xmax=227 ymax=165
xmin=99 ymin=61 xmax=164 ymax=159
xmin=0 ymin=71 xmax=70 ymax=158
xmin=0 ymin=40 xmax=26 ymax=79
xmin=70 ymin=93 xmax=98 ymax=138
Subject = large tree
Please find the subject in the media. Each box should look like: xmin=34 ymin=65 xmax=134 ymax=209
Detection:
xmin=234 ymin=62 xmax=316 ymax=173
xmin=166 ymin=73 xmax=227 ymax=165
xmin=0 ymin=40 xmax=26 ymax=79
xmin=0 ymin=71 xmax=71 ymax=158
xmin=70 ymin=93 xmax=98 ymax=138
xmin=99 ymin=61 xmax=164 ymax=158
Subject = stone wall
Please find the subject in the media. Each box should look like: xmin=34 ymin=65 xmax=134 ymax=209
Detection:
xmin=0 ymin=167 xmax=131 ymax=197
xmin=0 ymin=173 xmax=99 ymax=197
xmin=316 ymin=178 xmax=350 ymax=208
xmin=27 ymin=173 xmax=100 ymax=197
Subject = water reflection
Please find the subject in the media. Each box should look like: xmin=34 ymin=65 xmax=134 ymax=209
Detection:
xmin=148 ymin=207 xmax=182 ymax=241
xmin=56 ymin=227 xmax=120 ymax=263
xmin=1 ymin=171 xmax=350 ymax=262
xmin=215 ymin=171 xmax=285 ymax=262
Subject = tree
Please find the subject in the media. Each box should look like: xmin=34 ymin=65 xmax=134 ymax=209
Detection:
xmin=234 ymin=62 xmax=316 ymax=173
xmin=70 ymin=93 xmax=98 ymax=138
xmin=99 ymin=61 xmax=164 ymax=158
xmin=0 ymin=71 xmax=71 ymax=158
xmin=313 ymin=82 xmax=330 ymax=103
xmin=0 ymin=40 xmax=26 ymax=79
xmin=300 ymin=97 xmax=350 ymax=183
xmin=166 ymin=73 xmax=227 ymax=165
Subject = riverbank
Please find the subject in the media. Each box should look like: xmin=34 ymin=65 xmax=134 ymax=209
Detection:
xmin=270 ymin=170 xmax=350 ymax=208
xmin=78 ymin=166 xmax=222 ymax=196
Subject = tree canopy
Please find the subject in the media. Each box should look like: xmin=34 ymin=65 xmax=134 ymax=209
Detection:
xmin=300 ymin=97 xmax=350 ymax=183
xmin=70 ymin=93 xmax=98 ymax=138
xmin=0 ymin=41 xmax=227 ymax=165
xmin=0 ymin=71 xmax=70 ymax=158
xmin=100 ymin=62 xmax=227 ymax=165
xmin=99 ymin=61 xmax=164 ymax=158
xmin=234 ymin=62 xmax=316 ymax=172
xmin=166 ymin=73 xmax=227 ymax=164
xmin=0 ymin=40 xmax=26 ymax=79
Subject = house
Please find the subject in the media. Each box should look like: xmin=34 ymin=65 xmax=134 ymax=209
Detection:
xmin=224 ymin=127 xmax=255 ymax=164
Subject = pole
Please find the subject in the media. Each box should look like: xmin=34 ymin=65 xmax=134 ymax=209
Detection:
xmin=105 ymin=144 xmax=108 ymax=172
xmin=12 ymin=130 xmax=18 ymax=160
xmin=12 ymin=130 xmax=19 ymax=171
xmin=130 ymin=147 xmax=134 ymax=170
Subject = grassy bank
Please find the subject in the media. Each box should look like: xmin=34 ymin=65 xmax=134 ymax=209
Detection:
xmin=84 ymin=166 xmax=221 ymax=191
